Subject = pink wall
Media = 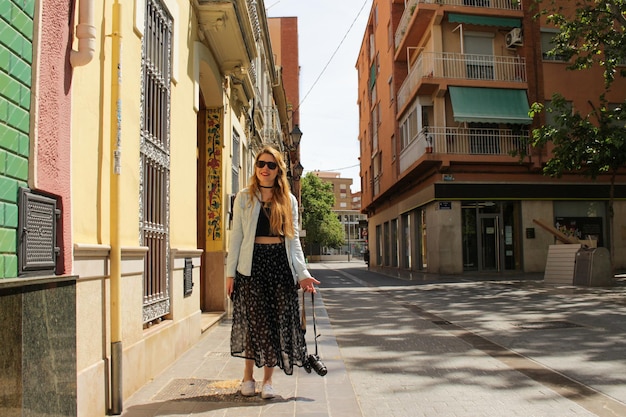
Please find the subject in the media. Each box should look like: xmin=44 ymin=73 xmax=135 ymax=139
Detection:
xmin=34 ymin=0 xmax=74 ymax=275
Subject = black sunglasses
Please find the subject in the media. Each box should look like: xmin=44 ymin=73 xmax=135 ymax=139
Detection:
xmin=256 ymin=160 xmax=278 ymax=170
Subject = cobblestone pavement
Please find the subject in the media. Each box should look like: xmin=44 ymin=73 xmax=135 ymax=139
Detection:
xmin=122 ymin=262 xmax=626 ymax=417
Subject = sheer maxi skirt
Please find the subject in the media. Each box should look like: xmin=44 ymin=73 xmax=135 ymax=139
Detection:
xmin=230 ymin=242 xmax=307 ymax=375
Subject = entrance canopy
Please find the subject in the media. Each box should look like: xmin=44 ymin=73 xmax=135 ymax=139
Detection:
xmin=449 ymin=86 xmax=532 ymax=124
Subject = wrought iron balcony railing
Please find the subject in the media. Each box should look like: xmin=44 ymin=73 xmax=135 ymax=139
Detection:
xmin=397 ymin=52 xmax=526 ymax=110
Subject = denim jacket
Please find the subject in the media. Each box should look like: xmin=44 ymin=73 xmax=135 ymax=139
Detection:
xmin=226 ymin=188 xmax=312 ymax=284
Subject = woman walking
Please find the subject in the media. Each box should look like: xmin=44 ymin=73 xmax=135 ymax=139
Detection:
xmin=226 ymin=145 xmax=320 ymax=399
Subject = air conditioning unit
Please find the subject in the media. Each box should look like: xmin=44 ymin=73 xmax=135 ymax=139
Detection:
xmin=506 ymin=28 xmax=523 ymax=48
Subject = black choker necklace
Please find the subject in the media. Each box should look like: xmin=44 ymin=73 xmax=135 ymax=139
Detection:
xmin=259 ymin=185 xmax=273 ymax=189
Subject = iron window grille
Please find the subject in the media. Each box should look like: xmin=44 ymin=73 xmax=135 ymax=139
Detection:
xmin=140 ymin=0 xmax=172 ymax=326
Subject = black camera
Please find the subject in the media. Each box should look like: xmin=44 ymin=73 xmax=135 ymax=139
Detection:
xmin=304 ymin=354 xmax=327 ymax=376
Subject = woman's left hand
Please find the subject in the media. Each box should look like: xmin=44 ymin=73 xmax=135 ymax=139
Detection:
xmin=300 ymin=277 xmax=321 ymax=293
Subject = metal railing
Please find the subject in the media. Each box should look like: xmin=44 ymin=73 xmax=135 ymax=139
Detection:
xmin=399 ymin=126 xmax=528 ymax=172
xmin=445 ymin=0 xmax=521 ymax=9
xmin=434 ymin=126 xmax=529 ymax=155
xmin=397 ymin=52 xmax=526 ymax=109
xmin=395 ymin=0 xmax=522 ymax=47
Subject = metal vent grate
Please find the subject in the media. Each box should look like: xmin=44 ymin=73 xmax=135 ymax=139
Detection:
xmin=18 ymin=188 xmax=60 ymax=276
xmin=183 ymin=258 xmax=193 ymax=297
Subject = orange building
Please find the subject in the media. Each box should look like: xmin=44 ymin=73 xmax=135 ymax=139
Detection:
xmin=357 ymin=0 xmax=626 ymax=277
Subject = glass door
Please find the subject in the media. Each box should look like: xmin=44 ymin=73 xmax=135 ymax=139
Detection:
xmin=478 ymin=215 xmax=501 ymax=271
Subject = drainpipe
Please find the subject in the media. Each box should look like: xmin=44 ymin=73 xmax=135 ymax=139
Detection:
xmin=70 ymin=0 xmax=96 ymax=67
xmin=109 ymin=1 xmax=123 ymax=414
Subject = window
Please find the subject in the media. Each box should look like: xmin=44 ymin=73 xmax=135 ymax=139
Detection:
xmin=376 ymin=224 xmax=382 ymax=265
xmin=232 ymin=130 xmax=240 ymax=194
xmin=390 ymin=218 xmax=398 ymax=267
xmin=401 ymin=213 xmax=411 ymax=269
xmin=371 ymin=104 xmax=379 ymax=151
xmin=468 ymin=123 xmax=500 ymax=154
xmin=400 ymin=106 xmax=418 ymax=149
xmin=609 ymin=103 xmax=624 ymax=128
xmin=544 ymin=99 xmax=573 ymax=127
xmin=541 ymin=30 xmax=567 ymax=61
xmin=372 ymin=153 xmax=381 ymax=196
xmin=373 ymin=4 xmax=378 ymax=27
xmin=464 ymin=33 xmax=494 ymax=80
xmin=140 ymin=0 xmax=172 ymax=326
xmin=383 ymin=221 xmax=390 ymax=266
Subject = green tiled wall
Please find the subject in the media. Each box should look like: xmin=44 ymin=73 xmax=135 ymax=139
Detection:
xmin=0 ymin=0 xmax=33 ymax=278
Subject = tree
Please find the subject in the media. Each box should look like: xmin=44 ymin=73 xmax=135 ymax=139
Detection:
xmin=300 ymin=173 xmax=344 ymax=254
xmin=527 ymin=0 xmax=626 ymax=271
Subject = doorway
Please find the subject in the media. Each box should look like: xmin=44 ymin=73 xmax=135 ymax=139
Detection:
xmin=478 ymin=214 xmax=501 ymax=271
xmin=462 ymin=201 xmax=519 ymax=272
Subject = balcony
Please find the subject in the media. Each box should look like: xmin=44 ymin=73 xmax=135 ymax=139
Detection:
xmin=397 ymin=52 xmax=526 ymax=111
xmin=399 ymin=126 xmax=529 ymax=173
xmin=261 ymin=106 xmax=283 ymax=147
xmin=395 ymin=0 xmax=522 ymax=55
xmin=196 ymin=0 xmax=257 ymax=86
xmin=447 ymin=0 xmax=522 ymax=9
xmin=395 ymin=1 xmax=437 ymax=56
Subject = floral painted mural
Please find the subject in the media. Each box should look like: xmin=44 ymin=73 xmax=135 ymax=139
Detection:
xmin=206 ymin=108 xmax=222 ymax=242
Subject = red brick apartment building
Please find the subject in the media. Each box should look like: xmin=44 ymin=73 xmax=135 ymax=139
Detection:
xmin=356 ymin=0 xmax=626 ymax=276
xmin=268 ymin=17 xmax=304 ymax=201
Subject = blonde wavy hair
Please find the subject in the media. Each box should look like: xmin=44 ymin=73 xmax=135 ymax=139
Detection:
xmin=248 ymin=146 xmax=295 ymax=238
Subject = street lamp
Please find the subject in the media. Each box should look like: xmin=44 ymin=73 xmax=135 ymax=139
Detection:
xmin=289 ymin=124 xmax=303 ymax=150
xmin=293 ymin=162 xmax=304 ymax=181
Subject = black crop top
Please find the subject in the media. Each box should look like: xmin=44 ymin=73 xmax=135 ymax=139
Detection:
xmin=255 ymin=205 xmax=275 ymax=237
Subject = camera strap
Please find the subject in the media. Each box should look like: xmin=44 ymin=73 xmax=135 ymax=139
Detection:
xmin=301 ymin=291 xmax=321 ymax=356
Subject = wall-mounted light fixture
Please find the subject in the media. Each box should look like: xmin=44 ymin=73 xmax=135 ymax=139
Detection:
xmin=289 ymin=124 xmax=303 ymax=151
xmin=293 ymin=162 xmax=304 ymax=181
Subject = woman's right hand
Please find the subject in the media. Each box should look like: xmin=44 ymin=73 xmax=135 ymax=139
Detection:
xmin=226 ymin=276 xmax=234 ymax=298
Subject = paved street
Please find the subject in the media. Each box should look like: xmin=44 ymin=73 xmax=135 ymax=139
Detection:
xmin=122 ymin=262 xmax=626 ymax=417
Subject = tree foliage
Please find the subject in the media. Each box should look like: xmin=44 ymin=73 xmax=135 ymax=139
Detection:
xmin=529 ymin=0 xmax=626 ymax=270
xmin=536 ymin=0 xmax=626 ymax=87
xmin=300 ymin=173 xmax=344 ymax=251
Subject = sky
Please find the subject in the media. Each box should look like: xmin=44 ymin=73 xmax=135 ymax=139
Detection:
xmin=266 ymin=0 xmax=373 ymax=193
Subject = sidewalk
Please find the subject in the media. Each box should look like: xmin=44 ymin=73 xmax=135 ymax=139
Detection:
xmin=121 ymin=263 xmax=626 ymax=417
xmin=121 ymin=277 xmax=362 ymax=417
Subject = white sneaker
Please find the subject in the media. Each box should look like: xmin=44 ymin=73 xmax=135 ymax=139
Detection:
xmin=261 ymin=383 xmax=275 ymax=399
xmin=240 ymin=380 xmax=256 ymax=396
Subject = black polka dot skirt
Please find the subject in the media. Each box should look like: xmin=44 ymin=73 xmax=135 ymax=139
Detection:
xmin=230 ymin=242 xmax=308 ymax=375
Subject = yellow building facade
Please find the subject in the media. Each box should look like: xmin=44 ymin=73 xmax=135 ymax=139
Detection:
xmin=67 ymin=0 xmax=290 ymax=414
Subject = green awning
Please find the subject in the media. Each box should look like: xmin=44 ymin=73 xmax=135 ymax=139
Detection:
xmin=448 ymin=13 xmax=521 ymax=28
xmin=449 ymin=86 xmax=532 ymax=124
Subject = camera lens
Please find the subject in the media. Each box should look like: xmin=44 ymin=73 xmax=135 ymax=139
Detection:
xmin=308 ymin=354 xmax=327 ymax=376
